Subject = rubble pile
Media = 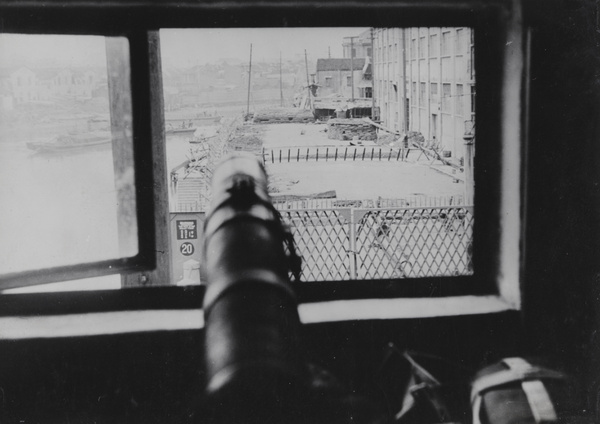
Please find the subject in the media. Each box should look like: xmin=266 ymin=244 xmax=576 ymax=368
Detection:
xmin=327 ymin=118 xmax=377 ymax=141
xmin=253 ymin=108 xmax=315 ymax=124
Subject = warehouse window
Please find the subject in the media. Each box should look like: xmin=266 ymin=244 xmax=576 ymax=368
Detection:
xmin=456 ymin=84 xmax=464 ymax=115
xmin=431 ymin=82 xmax=439 ymax=103
xmin=442 ymin=31 xmax=452 ymax=56
xmin=420 ymin=82 xmax=427 ymax=104
xmin=429 ymin=33 xmax=439 ymax=57
xmin=442 ymin=83 xmax=452 ymax=112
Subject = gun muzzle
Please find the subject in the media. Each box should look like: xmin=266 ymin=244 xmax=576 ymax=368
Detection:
xmin=202 ymin=153 xmax=306 ymax=423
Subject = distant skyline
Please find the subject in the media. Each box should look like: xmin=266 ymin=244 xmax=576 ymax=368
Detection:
xmin=160 ymin=28 xmax=370 ymax=68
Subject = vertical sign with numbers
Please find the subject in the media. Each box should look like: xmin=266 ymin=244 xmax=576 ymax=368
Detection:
xmin=170 ymin=214 xmax=204 ymax=285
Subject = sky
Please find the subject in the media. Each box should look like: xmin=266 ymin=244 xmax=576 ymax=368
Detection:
xmin=160 ymin=28 xmax=370 ymax=67
xmin=0 ymin=34 xmax=108 ymax=68
xmin=0 ymin=28 xmax=369 ymax=69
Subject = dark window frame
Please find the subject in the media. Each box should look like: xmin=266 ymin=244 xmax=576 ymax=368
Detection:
xmin=0 ymin=30 xmax=160 ymax=291
xmin=0 ymin=0 xmax=524 ymax=307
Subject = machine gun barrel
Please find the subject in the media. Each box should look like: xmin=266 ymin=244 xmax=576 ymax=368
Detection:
xmin=202 ymin=152 xmax=305 ymax=423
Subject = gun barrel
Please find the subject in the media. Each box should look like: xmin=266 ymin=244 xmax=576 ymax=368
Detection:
xmin=202 ymin=153 xmax=305 ymax=422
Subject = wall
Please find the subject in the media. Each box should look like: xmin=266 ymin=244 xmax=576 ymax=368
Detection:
xmin=317 ymin=69 xmax=364 ymax=99
xmin=521 ymin=0 xmax=600 ymax=414
xmin=373 ymin=27 xmax=473 ymax=160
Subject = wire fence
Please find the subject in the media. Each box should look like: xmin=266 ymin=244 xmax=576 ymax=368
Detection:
xmin=279 ymin=206 xmax=473 ymax=281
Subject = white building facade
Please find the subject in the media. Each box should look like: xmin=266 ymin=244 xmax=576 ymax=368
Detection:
xmin=373 ymin=27 xmax=475 ymax=160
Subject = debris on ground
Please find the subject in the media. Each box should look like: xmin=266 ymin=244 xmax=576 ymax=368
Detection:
xmin=228 ymin=124 xmax=265 ymax=154
xmin=253 ymin=108 xmax=315 ymax=124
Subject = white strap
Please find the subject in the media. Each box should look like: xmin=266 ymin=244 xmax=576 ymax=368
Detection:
xmin=471 ymin=358 xmax=561 ymax=424
xmin=503 ymin=357 xmax=533 ymax=371
xmin=472 ymin=393 xmax=483 ymax=424
xmin=522 ymin=380 xmax=558 ymax=423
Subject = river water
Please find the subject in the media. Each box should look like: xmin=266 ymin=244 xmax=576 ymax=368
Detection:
xmin=0 ymin=128 xmax=211 ymax=292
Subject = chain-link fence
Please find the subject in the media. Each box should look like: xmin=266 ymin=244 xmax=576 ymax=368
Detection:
xmin=279 ymin=206 xmax=473 ymax=281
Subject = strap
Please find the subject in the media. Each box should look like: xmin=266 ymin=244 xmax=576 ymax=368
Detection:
xmin=471 ymin=364 xmax=564 ymax=402
xmin=471 ymin=358 xmax=563 ymax=424
xmin=472 ymin=393 xmax=483 ymax=424
xmin=522 ymin=380 xmax=558 ymax=423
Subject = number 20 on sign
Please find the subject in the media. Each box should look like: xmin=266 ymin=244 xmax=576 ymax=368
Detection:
xmin=180 ymin=242 xmax=195 ymax=256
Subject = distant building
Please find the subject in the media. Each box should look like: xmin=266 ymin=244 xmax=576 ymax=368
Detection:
xmin=342 ymin=29 xmax=373 ymax=59
xmin=372 ymin=27 xmax=475 ymax=160
xmin=0 ymin=67 xmax=38 ymax=104
xmin=315 ymin=58 xmax=371 ymax=99
xmin=0 ymin=66 xmax=100 ymax=105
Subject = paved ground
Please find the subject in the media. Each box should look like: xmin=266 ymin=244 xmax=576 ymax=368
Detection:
xmin=261 ymin=122 xmax=465 ymax=201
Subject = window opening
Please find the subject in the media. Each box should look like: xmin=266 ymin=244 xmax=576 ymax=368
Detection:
xmin=161 ymin=27 xmax=475 ymax=284
xmin=0 ymin=34 xmax=138 ymax=292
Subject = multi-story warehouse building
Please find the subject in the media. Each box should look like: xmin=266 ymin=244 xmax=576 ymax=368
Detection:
xmin=372 ymin=27 xmax=475 ymax=161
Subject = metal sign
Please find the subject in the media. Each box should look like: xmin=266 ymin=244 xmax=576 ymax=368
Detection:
xmin=176 ymin=220 xmax=197 ymax=240
xmin=180 ymin=242 xmax=195 ymax=256
xmin=170 ymin=213 xmax=205 ymax=285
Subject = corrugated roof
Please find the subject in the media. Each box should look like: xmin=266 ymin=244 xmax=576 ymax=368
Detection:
xmin=316 ymin=58 xmax=366 ymax=72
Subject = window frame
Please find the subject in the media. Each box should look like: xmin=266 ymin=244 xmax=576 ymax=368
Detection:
xmin=0 ymin=0 xmax=525 ymax=314
xmin=0 ymin=30 xmax=161 ymax=291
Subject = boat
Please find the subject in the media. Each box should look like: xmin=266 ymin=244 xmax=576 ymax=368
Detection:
xmin=193 ymin=115 xmax=222 ymax=124
xmin=165 ymin=115 xmax=222 ymax=128
xmin=26 ymin=131 xmax=112 ymax=153
xmin=165 ymin=123 xmax=197 ymax=135
xmin=166 ymin=127 xmax=197 ymax=135
xmin=189 ymin=134 xmax=218 ymax=144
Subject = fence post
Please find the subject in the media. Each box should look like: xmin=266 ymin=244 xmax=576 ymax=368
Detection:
xmin=464 ymin=136 xmax=475 ymax=205
xmin=349 ymin=207 xmax=357 ymax=280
